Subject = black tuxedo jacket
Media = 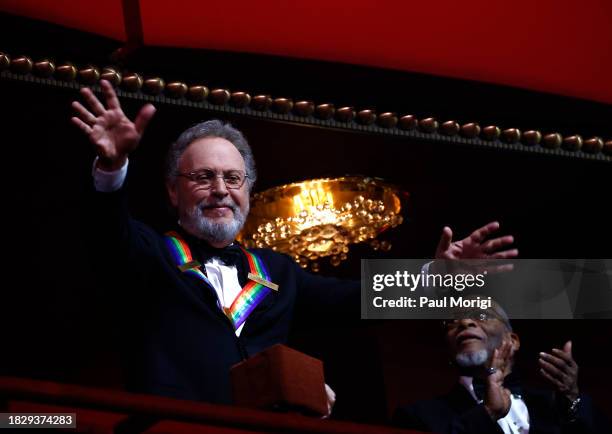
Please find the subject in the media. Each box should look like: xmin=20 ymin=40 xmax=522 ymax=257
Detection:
xmin=393 ymin=383 xmax=608 ymax=434
xmin=89 ymin=187 xmax=360 ymax=404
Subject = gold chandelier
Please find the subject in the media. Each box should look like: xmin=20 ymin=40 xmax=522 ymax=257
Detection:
xmin=238 ymin=176 xmax=405 ymax=271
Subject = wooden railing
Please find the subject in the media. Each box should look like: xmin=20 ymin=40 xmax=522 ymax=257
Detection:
xmin=0 ymin=377 xmax=423 ymax=434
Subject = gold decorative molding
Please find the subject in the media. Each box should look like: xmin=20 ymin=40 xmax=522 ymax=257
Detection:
xmin=1 ymin=50 xmax=610 ymax=161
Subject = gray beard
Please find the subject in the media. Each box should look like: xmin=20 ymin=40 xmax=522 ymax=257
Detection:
xmin=180 ymin=200 xmax=249 ymax=245
xmin=455 ymin=349 xmax=489 ymax=368
xmin=454 ymin=333 xmax=503 ymax=368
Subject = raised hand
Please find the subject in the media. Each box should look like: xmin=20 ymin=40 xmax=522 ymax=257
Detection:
xmin=435 ymin=221 xmax=518 ymax=260
xmin=483 ymin=340 xmax=514 ymax=420
xmin=71 ymin=79 xmax=156 ymax=170
xmin=539 ymin=340 xmax=579 ymax=402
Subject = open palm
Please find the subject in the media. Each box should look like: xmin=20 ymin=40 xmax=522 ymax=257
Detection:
xmin=436 ymin=221 xmax=518 ymax=260
xmin=71 ymin=79 xmax=155 ymax=169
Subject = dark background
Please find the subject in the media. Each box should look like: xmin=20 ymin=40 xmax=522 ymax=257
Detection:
xmin=1 ymin=13 xmax=611 ymax=424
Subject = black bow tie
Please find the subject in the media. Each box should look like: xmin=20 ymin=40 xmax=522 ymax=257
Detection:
xmin=472 ymin=372 xmax=523 ymax=401
xmin=199 ymin=243 xmax=243 ymax=267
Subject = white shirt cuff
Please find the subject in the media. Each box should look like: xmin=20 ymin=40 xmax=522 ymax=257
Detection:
xmin=92 ymin=157 xmax=128 ymax=192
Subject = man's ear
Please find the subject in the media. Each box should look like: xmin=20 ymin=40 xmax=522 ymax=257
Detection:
xmin=167 ymin=180 xmax=178 ymax=208
xmin=509 ymin=331 xmax=520 ymax=353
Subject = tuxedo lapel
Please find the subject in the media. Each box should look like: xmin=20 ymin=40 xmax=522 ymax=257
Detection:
xmin=160 ymin=232 xmax=231 ymax=326
xmin=167 ymin=228 xmax=224 ymax=304
xmin=447 ymin=383 xmax=481 ymax=413
xmin=237 ymin=250 xmax=279 ymax=335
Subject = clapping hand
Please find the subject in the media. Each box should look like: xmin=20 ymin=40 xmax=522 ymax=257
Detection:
xmin=483 ymin=340 xmax=514 ymax=420
xmin=539 ymin=340 xmax=579 ymax=402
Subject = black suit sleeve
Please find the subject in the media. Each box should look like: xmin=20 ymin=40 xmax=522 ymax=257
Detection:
xmin=292 ymin=260 xmax=360 ymax=320
xmin=392 ymin=404 xmax=437 ymax=432
xmin=86 ymin=185 xmax=159 ymax=296
xmin=393 ymin=402 xmax=503 ymax=434
xmin=557 ymin=394 xmax=612 ymax=434
xmin=453 ymin=405 xmax=504 ymax=434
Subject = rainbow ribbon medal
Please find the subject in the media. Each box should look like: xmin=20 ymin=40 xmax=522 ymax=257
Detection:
xmin=164 ymin=231 xmax=278 ymax=329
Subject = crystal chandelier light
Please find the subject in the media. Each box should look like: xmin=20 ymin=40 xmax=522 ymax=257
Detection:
xmin=238 ymin=176 xmax=405 ymax=271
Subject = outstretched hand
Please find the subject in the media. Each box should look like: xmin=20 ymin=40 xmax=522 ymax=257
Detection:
xmin=71 ymin=79 xmax=156 ymax=170
xmin=432 ymin=222 xmax=518 ymax=274
xmin=435 ymin=221 xmax=518 ymax=261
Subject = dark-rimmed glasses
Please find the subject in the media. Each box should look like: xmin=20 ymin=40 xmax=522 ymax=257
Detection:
xmin=176 ymin=168 xmax=249 ymax=189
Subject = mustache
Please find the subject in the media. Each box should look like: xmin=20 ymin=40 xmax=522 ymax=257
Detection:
xmin=198 ymin=199 xmax=238 ymax=212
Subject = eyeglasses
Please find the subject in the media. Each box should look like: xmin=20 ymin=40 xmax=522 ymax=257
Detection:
xmin=442 ymin=309 xmax=504 ymax=329
xmin=176 ymin=168 xmax=249 ymax=189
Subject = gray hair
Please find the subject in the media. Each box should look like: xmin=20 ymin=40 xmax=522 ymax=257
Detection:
xmin=165 ymin=119 xmax=257 ymax=190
